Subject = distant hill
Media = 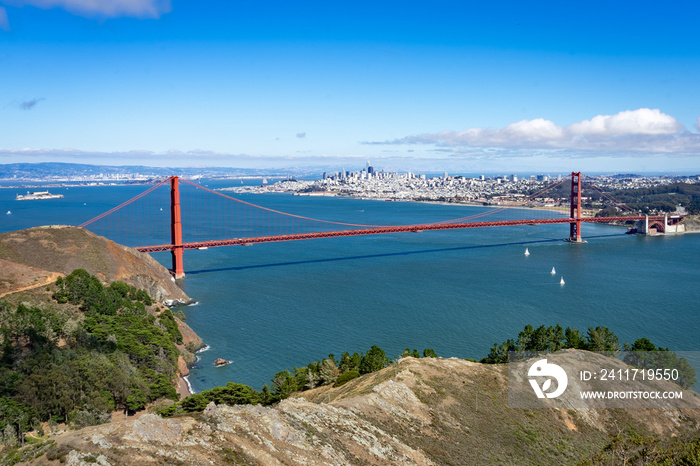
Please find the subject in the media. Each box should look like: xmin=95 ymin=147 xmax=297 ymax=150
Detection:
xmin=609 ymin=182 xmax=700 ymax=214
xmin=14 ymin=351 xmax=700 ymax=465
xmin=0 ymin=162 xmax=171 ymax=180
xmin=0 ymin=162 xmax=300 ymax=181
xmin=0 ymin=225 xmax=190 ymax=305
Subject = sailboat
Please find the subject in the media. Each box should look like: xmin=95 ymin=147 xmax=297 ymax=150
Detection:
xmin=524 ymin=248 xmax=530 ymax=256
xmin=6 ymin=210 xmax=10 ymax=215
xmin=551 ymin=267 xmax=556 ymax=275
xmin=560 ymin=277 xmax=565 ymax=286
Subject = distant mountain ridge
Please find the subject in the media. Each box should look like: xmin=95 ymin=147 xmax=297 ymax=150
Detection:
xmin=0 ymin=162 xmax=308 ymax=181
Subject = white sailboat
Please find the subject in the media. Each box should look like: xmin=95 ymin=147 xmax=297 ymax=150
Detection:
xmin=560 ymin=277 xmax=565 ymax=286
xmin=551 ymin=267 xmax=556 ymax=275
xmin=524 ymin=248 xmax=530 ymax=256
xmin=6 ymin=210 xmax=10 ymax=215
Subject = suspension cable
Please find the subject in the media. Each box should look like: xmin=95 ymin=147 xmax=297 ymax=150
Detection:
xmin=78 ymin=177 xmax=171 ymax=228
xmin=581 ymin=175 xmax=636 ymax=212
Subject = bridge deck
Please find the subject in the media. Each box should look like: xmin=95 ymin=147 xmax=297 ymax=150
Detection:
xmin=136 ymin=216 xmax=651 ymax=253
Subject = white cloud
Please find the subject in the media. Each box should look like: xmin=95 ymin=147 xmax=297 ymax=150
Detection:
xmin=0 ymin=7 xmax=9 ymax=30
xmin=4 ymin=0 xmax=171 ymax=18
xmin=506 ymin=118 xmax=565 ymax=140
xmin=568 ymin=108 xmax=681 ymax=136
xmin=369 ymin=109 xmax=700 ymax=157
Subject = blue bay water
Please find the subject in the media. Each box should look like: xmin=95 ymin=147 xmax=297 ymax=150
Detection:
xmin=1 ymin=181 xmax=699 ymax=392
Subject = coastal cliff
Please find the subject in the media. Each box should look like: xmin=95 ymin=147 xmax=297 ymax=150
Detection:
xmin=0 ymin=225 xmax=190 ymax=305
xmin=0 ymin=226 xmax=205 ymax=410
xmin=11 ymin=352 xmax=700 ymax=465
xmin=681 ymin=214 xmax=700 ymax=232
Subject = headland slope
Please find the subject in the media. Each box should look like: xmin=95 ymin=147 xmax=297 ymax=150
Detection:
xmin=23 ymin=351 xmax=700 ymax=465
xmin=0 ymin=225 xmax=190 ymax=305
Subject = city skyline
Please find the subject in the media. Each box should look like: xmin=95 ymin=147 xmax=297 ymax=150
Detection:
xmin=1 ymin=1 xmax=700 ymax=173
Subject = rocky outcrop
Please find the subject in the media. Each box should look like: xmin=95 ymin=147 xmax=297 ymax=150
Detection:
xmin=177 ymin=318 xmax=205 ymax=354
xmin=681 ymin=214 xmax=700 ymax=232
xmin=28 ymin=353 xmax=700 ymax=465
xmin=0 ymin=225 xmax=190 ymax=304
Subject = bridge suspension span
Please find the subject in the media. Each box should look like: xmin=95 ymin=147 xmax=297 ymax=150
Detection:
xmin=78 ymin=171 xmax=670 ymax=278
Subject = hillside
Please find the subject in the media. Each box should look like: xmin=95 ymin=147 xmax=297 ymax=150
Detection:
xmin=11 ymin=351 xmax=699 ymax=465
xmin=0 ymin=226 xmax=190 ymax=305
xmin=0 ymin=258 xmax=63 ymax=298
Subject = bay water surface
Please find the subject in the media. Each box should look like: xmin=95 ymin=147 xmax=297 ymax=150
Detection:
xmin=2 ymin=180 xmax=698 ymax=392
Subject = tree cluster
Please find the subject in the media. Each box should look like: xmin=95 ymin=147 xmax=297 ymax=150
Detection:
xmin=609 ymin=182 xmax=700 ymax=214
xmin=269 ymin=345 xmax=438 ymax=400
xmin=157 ymin=382 xmax=264 ymax=416
xmin=159 ymin=344 xmax=438 ymax=417
xmin=0 ymin=269 xmax=183 ymax=444
xmin=528 ymin=180 xmax=700 ymax=214
xmin=481 ymin=324 xmax=620 ymax=364
xmin=481 ymin=324 xmax=696 ymax=390
xmin=622 ymin=338 xmax=696 ymax=389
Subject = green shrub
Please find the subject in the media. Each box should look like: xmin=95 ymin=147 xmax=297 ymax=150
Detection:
xmin=334 ymin=370 xmax=360 ymax=387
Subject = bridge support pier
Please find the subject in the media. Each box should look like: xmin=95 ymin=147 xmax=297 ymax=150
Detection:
xmin=170 ymin=176 xmax=185 ymax=279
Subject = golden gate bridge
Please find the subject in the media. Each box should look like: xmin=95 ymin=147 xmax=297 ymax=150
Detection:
xmin=77 ymin=172 xmax=676 ymax=278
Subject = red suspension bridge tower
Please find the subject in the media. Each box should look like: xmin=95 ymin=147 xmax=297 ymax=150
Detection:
xmin=568 ymin=171 xmax=583 ymax=243
xmin=170 ymin=176 xmax=185 ymax=279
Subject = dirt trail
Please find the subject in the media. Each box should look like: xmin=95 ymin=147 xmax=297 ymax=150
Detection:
xmin=0 ymin=270 xmax=63 ymax=298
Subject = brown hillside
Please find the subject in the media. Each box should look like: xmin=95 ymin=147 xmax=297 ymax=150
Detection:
xmin=0 ymin=258 xmax=64 ymax=298
xmin=0 ymin=225 xmax=190 ymax=304
xmin=22 ymin=351 xmax=700 ymax=465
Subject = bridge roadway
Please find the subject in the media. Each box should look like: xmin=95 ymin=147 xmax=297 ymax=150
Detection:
xmin=136 ymin=216 xmax=653 ymax=253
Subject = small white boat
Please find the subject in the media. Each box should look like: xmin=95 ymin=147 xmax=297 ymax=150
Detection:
xmin=524 ymin=248 xmax=530 ymax=256
xmin=6 ymin=210 xmax=10 ymax=215
xmin=560 ymin=277 xmax=565 ymax=286
xmin=551 ymin=267 xmax=556 ymax=274
xmin=198 ymin=247 xmax=208 ymax=250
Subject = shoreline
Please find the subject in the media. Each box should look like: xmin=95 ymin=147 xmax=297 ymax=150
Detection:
xmin=175 ymin=318 xmax=207 ymax=397
xmin=240 ymin=188 xmax=582 ymax=213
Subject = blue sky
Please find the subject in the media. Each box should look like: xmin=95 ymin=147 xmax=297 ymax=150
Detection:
xmin=1 ymin=1 xmax=699 ymax=173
